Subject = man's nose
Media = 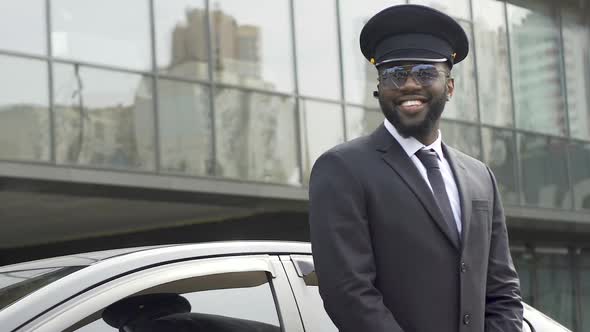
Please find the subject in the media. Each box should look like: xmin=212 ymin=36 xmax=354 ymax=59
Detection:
xmin=399 ymin=75 xmax=422 ymax=91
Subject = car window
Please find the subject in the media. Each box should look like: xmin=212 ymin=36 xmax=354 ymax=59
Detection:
xmin=283 ymin=255 xmax=338 ymax=332
xmin=0 ymin=266 xmax=84 ymax=311
xmin=67 ymin=271 xmax=281 ymax=332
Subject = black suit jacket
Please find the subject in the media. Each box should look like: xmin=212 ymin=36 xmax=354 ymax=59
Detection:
xmin=309 ymin=124 xmax=523 ymax=332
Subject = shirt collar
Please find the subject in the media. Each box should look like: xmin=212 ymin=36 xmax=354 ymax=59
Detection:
xmin=383 ymin=119 xmax=445 ymax=160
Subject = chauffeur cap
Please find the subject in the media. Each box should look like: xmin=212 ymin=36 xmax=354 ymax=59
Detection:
xmin=360 ymin=4 xmax=469 ymax=68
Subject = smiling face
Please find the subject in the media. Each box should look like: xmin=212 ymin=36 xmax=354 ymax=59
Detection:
xmin=377 ymin=61 xmax=454 ymax=144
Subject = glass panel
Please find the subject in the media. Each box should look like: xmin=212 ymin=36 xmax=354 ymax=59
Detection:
xmin=0 ymin=0 xmax=46 ymax=55
xmin=569 ymin=143 xmax=590 ymax=211
xmin=473 ymin=0 xmax=514 ymax=127
xmin=339 ymin=0 xmax=405 ymax=106
xmin=211 ymin=0 xmax=294 ymax=93
xmin=511 ymin=249 xmax=534 ymax=304
xmin=73 ymin=271 xmax=281 ymax=331
xmin=294 ymin=0 xmax=341 ymax=100
xmin=439 ymin=121 xmax=481 ymax=160
xmin=345 ymin=106 xmax=382 ymax=140
xmin=581 ymin=249 xmax=590 ymax=332
xmin=536 ymin=251 xmax=574 ymax=330
xmin=214 ymin=88 xmax=299 ymax=184
xmin=519 ymin=134 xmax=570 ymax=209
xmin=158 ymin=80 xmax=212 ymax=176
xmin=53 ymin=64 xmax=155 ymax=170
xmin=508 ymin=2 xmax=567 ymax=136
xmin=183 ymin=278 xmax=280 ymax=326
xmin=482 ymin=128 xmax=519 ymax=205
xmin=301 ymin=100 xmax=344 ymax=183
xmin=51 ymin=0 xmax=151 ymax=70
xmin=443 ymin=21 xmax=478 ymax=123
xmin=409 ymin=0 xmax=471 ymax=20
xmin=0 ymin=56 xmax=50 ymax=161
xmin=154 ymin=0 xmax=209 ymax=81
xmin=562 ymin=9 xmax=590 ymax=140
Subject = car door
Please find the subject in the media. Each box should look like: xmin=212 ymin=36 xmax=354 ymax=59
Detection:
xmin=16 ymin=255 xmax=303 ymax=332
xmin=281 ymin=255 xmax=553 ymax=332
xmin=280 ymin=255 xmax=338 ymax=332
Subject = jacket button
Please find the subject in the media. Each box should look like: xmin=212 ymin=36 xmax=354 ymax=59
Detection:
xmin=463 ymin=314 xmax=471 ymax=325
xmin=460 ymin=262 xmax=467 ymax=273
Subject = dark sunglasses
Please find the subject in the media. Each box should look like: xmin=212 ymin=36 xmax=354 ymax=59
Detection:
xmin=379 ymin=64 xmax=450 ymax=89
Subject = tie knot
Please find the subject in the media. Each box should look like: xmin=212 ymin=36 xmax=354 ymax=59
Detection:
xmin=415 ymin=149 xmax=440 ymax=169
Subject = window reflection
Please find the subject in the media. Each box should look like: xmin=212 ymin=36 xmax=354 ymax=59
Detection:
xmin=74 ymin=271 xmax=280 ymax=331
xmin=345 ymin=106 xmax=382 ymax=140
xmin=473 ymin=0 xmax=513 ymax=127
xmin=211 ymin=0 xmax=294 ymax=93
xmin=51 ymin=0 xmax=152 ymax=70
xmin=302 ymin=100 xmax=344 ymax=183
xmin=339 ymin=0 xmax=404 ymax=106
xmin=443 ymin=21 xmax=478 ymax=123
xmin=409 ymin=0 xmax=471 ymax=20
xmin=214 ymin=88 xmax=299 ymax=184
xmin=519 ymin=134 xmax=570 ymax=209
xmin=53 ymin=64 xmax=155 ymax=170
xmin=562 ymin=8 xmax=590 ymax=140
xmin=0 ymin=0 xmax=46 ymax=55
xmin=536 ymin=250 xmax=575 ymax=330
xmin=158 ymin=80 xmax=212 ymax=176
xmin=440 ymin=121 xmax=481 ymax=160
xmin=482 ymin=128 xmax=519 ymax=205
xmin=294 ymin=0 xmax=340 ymax=100
xmin=569 ymin=143 xmax=590 ymax=211
xmin=0 ymin=55 xmax=49 ymax=161
xmin=580 ymin=249 xmax=590 ymax=331
xmin=154 ymin=0 xmax=209 ymax=81
xmin=511 ymin=248 xmax=534 ymax=304
xmin=508 ymin=2 xmax=567 ymax=136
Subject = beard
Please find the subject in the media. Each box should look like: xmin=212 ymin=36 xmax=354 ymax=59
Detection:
xmin=379 ymin=91 xmax=447 ymax=139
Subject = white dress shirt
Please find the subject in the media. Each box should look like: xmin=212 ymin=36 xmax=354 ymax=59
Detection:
xmin=384 ymin=119 xmax=462 ymax=235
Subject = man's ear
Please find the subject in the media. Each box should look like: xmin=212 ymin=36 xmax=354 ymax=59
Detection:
xmin=446 ymin=77 xmax=455 ymax=99
xmin=373 ymin=83 xmax=381 ymax=98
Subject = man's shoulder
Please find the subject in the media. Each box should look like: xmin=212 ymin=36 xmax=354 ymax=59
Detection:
xmin=446 ymin=145 xmax=489 ymax=172
xmin=321 ymin=134 xmax=375 ymax=161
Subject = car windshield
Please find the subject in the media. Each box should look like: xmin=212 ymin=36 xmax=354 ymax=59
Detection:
xmin=0 ymin=266 xmax=84 ymax=311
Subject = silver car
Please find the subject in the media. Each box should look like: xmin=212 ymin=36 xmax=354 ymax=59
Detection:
xmin=0 ymin=241 xmax=570 ymax=332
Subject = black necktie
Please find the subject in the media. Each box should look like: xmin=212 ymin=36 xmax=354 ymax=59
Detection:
xmin=415 ymin=148 xmax=460 ymax=244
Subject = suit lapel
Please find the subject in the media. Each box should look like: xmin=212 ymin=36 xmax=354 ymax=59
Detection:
xmin=442 ymin=144 xmax=471 ymax=252
xmin=372 ymin=125 xmax=460 ymax=250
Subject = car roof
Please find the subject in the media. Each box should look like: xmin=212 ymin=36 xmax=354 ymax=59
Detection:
xmin=0 ymin=241 xmax=311 ymax=331
xmin=0 ymin=245 xmax=171 ymax=272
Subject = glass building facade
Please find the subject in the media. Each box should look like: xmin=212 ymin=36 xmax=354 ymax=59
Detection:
xmin=0 ymin=0 xmax=588 ymax=329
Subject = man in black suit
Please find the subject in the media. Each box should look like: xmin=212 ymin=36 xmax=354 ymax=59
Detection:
xmin=309 ymin=4 xmax=523 ymax=332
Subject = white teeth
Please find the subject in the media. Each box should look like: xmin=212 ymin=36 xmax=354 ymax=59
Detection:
xmin=401 ymin=100 xmax=424 ymax=106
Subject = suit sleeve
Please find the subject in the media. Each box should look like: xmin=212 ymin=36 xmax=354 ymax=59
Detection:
xmin=485 ymin=167 xmax=524 ymax=332
xmin=309 ymin=151 xmax=405 ymax=332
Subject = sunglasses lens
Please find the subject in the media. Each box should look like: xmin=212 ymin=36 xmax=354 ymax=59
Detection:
xmin=381 ymin=64 xmax=442 ymax=89
xmin=412 ymin=64 xmax=440 ymax=86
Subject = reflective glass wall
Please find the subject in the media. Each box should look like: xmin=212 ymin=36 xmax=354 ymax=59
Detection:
xmin=0 ymin=0 xmax=588 ymax=204
xmin=512 ymin=246 xmax=590 ymax=331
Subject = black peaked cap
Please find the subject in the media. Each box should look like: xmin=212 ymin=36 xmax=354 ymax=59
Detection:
xmin=360 ymin=4 xmax=469 ymax=68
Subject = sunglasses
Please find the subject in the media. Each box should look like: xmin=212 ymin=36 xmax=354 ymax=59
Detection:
xmin=379 ymin=64 xmax=450 ymax=89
